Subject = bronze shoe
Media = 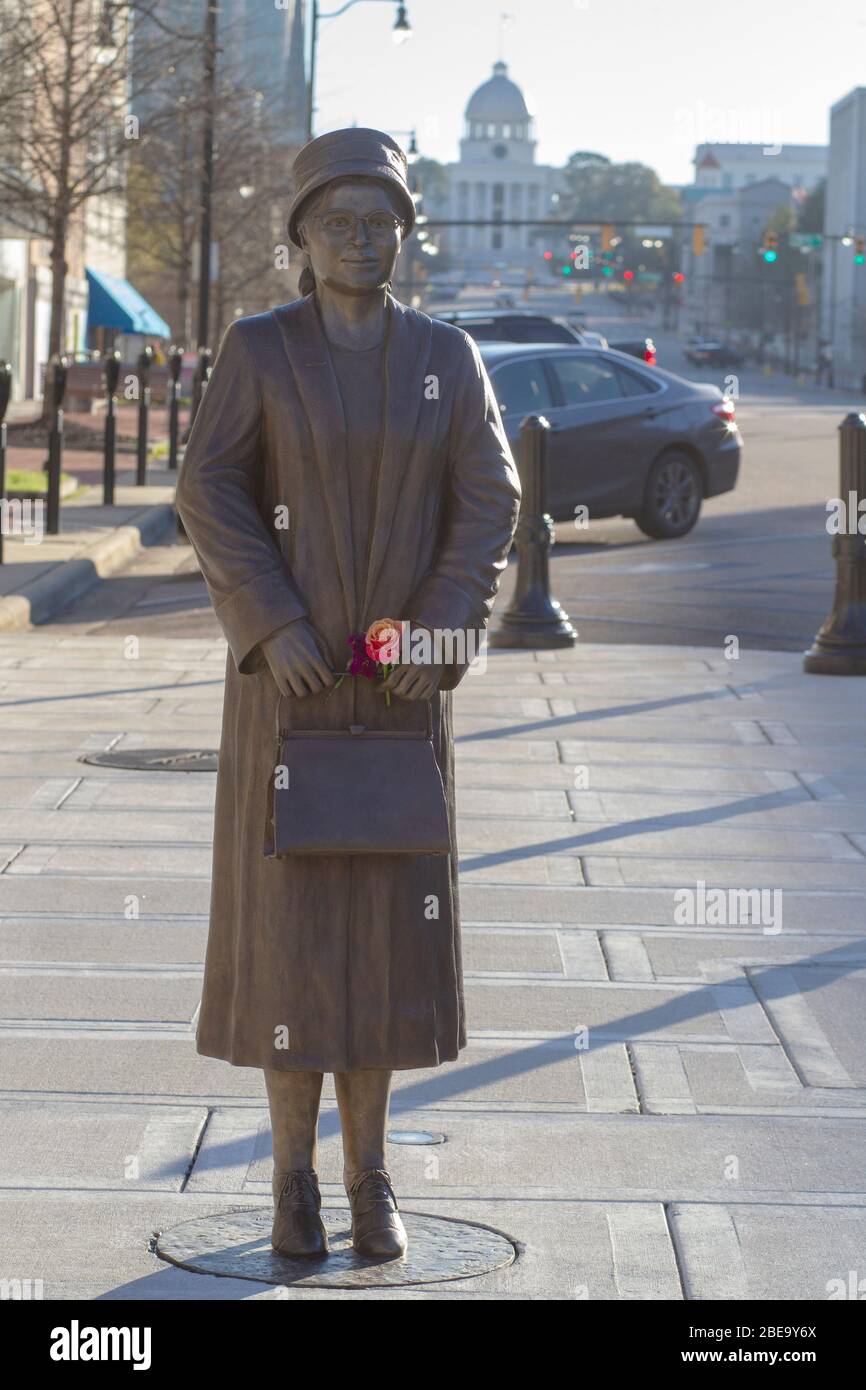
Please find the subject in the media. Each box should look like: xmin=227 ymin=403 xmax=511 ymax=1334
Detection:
xmin=271 ymin=1168 xmax=329 ymax=1258
xmin=347 ymin=1168 xmax=408 ymax=1259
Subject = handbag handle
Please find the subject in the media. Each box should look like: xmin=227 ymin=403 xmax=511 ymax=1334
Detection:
xmin=274 ymin=676 xmax=433 ymax=740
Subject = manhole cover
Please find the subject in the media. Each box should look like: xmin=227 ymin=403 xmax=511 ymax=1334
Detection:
xmin=156 ymin=1207 xmax=516 ymax=1289
xmin=80 ymin=749 xmax=218 ymax=772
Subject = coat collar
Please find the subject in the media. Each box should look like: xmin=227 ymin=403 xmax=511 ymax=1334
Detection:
xmin=272 ymin=292 xmax=433 ymax=633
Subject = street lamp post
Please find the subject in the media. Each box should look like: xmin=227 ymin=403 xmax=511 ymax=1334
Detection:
xmin=307 ymin=1 xmax=412 ymax=141
xmin=390 ymin=127 xmax=419 ymax=300
xmin=191 ymin=0 xmax=218 ymax=429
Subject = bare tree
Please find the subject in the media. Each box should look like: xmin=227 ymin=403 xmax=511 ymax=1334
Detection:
xmin=0 ymin=0 xmax=198 ymax=404
xmin=126 ymin=4 xmax=304 ymax=345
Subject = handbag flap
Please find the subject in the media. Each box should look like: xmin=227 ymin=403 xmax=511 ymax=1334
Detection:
xmin=271 ymin=725 xmax=450 ymax=856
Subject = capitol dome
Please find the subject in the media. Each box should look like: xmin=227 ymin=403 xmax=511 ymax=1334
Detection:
xmin=465 ymin=61 xmax=532 ymax=123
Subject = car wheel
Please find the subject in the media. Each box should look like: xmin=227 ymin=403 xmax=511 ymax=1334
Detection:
xmin=636 ymin=451 xmax=703 ymax=539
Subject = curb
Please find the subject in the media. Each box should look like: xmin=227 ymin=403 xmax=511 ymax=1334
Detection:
xmin=0 ymin=502 xmax=177 ymax=631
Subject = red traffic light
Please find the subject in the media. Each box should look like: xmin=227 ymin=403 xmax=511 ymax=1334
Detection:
xmin=543 ymin=250 xmax=553 ymax=260
xmin=623 ymin=270 xmax=634 ymax=281
xmin=673 ymin=272 xmax=685 ymax=283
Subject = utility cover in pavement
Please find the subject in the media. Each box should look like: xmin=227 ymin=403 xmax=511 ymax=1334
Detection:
xmin=80 ymin=749 xmax=218 ymax=772
xmin=156 ymin=1208 xmax=516 ymax=1289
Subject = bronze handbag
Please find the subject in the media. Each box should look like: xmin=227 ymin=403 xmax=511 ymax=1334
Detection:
xmin=267 ymin=692 xmax=450 ymax=857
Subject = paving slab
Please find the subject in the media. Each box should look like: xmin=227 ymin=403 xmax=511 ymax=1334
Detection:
xmin=0 ymin=1101 xmax=205 ymax=1190
xmin=670 ymin=1203 xmax=866 ymax=1301
xmin=0 ymin=918 xmax=209 ymax=964
xmin=0 ymin=972 xmax=200 ymax=1023
xmin=201 ymin=1106 xmax=866 ymax=1201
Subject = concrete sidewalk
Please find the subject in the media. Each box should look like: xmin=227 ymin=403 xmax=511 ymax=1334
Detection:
xmin=0 ymin=477 xmax=177 ymax=630
xmin=0 ymin=634 xmax=865 ymax=1299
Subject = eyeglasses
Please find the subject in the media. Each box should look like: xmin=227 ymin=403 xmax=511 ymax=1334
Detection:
xmin=312 ymin=209 xmax=404 ymax=239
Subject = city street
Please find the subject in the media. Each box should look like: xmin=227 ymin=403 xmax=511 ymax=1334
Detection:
xmin=543 ymin=295 xmax=856 ymax=651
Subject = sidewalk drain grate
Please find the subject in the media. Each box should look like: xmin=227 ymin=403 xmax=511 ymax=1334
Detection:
xmin=156 ymin=1208 xmax=516 ymax=1289
xmin=80 ymin=749 xmax=218 ymax=772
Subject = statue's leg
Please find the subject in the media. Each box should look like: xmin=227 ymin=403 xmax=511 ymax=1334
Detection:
xmin=264 ymin=1068 xmax=328 ymax=1257
xmin=334 ymin=1069 xmax=407 ymax=1258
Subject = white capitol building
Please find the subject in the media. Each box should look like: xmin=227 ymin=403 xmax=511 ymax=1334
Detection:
xmin=427 ymin=61 xmax=565 ymax=272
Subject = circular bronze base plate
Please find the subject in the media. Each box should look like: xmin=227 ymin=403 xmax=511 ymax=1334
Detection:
xmin=156 ymin=1206 xmax=516 ymax=1289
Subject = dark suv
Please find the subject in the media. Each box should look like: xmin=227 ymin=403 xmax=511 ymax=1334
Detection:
xmin=433 ymin=309 xmax=587 ymax=345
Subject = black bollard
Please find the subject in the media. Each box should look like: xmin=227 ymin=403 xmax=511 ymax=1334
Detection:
xmin=135 ymin=344 xmax=153 ymax=486
xmin=45 ymin=354 xmax=68 ymax=536
xmin=489 ymin=414 xmax=577 ymax=649
xmin=102 ymin=350 xmax=121 ymax=506
xmin=177 ymin=348 xmax=211 ymax=540
xmin=0 ymin=361 xmax=11 ymax=564
xmin=804 ymin=412 xmax=866 ymax=674
xmin=167 ymin=345 xmax=183 ymax=470
xmin=192 ymin=345 xmax=212 ymax=424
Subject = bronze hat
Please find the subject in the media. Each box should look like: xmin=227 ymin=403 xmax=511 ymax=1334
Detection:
xmin=287 ymin=127 xmax=416 ymax=248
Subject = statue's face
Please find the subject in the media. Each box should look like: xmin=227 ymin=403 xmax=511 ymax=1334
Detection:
xmin=300 ymin=178 xmax=404 ymax=296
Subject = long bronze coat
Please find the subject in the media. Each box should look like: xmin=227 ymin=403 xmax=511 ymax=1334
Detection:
xmin=175 ymin=292 xmax=520 ymax=1072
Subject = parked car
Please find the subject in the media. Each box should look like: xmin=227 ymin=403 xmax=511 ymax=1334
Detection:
xmin=571 ymin=327 xmax=609 ymax=349
xmin=684 ymin=340 xmax=745 ymax=368
xmin=608 ymin=336 xmax=657 ymax=366
xmin=433 ymin=309 xmax=590 ymax=345
xmin=479 ymin=343 xmax=741 ymax=539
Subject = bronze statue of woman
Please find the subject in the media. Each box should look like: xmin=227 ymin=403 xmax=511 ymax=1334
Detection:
xmin=176 ymin=128 xmax=520 ymax=1261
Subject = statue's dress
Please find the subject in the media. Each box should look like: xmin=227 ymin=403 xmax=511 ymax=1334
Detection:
xmin=176 ymin=292 xmax=520 ymax=1071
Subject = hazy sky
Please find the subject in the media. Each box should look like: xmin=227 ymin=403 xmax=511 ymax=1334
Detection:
xmin=311 ymin=0 xmax=866 ymax=184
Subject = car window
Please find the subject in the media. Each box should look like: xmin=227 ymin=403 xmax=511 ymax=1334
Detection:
xmin=491 ymin=358 xmax=554 ymax=417
xmin=550 ymin=354 xmax=623 ymax=406
xmin=506 ymin=320 xmax=576 ymax=344
xmin=614 ymin=364 xmax=662 ymax=396
xmin=458 ymin=320 xmax=501 ymax=341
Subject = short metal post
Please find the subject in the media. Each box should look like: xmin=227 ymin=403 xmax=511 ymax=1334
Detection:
xmin=0 ymin=361 xmax=11 ymax=564
xmin=103 ymin=350 xmax=120 ymax=506
xmin=136 ymin=345 xmax=153 ymax=486
xmin=804 ymin=412 xmax=866 ymax=674
xmin=489 ymin=414 xmax=577 ymax=648
xmin=167 ymin=345 xmax=183 ymax=470
xmin=46 ymin=354 xmax=68 ymax=536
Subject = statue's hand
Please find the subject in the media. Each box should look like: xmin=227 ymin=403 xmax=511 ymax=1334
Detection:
xmin=261 ymin=620 xmax=334 ymax=698
xmin=381 ymin=663 xmax=443 ymax=700
xmin=380 ymin=628 xmax=444 ymax=702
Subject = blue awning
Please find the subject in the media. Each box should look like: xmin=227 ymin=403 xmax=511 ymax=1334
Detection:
xmin=86 ymin=267 xmax=171 ymax=337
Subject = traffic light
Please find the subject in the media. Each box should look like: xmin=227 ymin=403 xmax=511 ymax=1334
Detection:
xmin=543 ymin=250 xmax=553 ymax=261
xmin=855 ymin=237 xmax=865 ymax=265
xmin=673 ymin=271 xmax=685 ymax=283
xmin=561 ymin=264 xmax=572 ymax=276
xmin=692 ymin=225 xmax=706 ymax=257
xmin=761 ymin=232 xmax=779 ymax=264
xmin=623 ymin=269 xmax=634 ymax=282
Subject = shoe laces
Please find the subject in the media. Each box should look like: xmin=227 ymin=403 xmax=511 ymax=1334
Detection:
xmin=277 ymin=1169 xmax=320 ymax=1207
xmin=349 ymin=1167 xmax=398 ymax=1212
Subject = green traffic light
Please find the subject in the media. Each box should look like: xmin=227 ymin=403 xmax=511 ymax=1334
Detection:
xmin=762 ymin=250 xmax=778 ymax=263
xmin=561 ymin=265 xmax=572 ymax=275
xmin=856 ymin=255 xmax=865 ymax=266
xmin=601 ymin=266 xmax=613 ymax=277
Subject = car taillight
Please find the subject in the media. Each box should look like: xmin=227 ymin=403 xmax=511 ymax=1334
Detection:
xmin=712 ymin=399 xmax=736 ymax=421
